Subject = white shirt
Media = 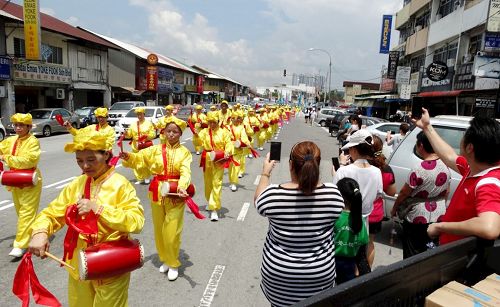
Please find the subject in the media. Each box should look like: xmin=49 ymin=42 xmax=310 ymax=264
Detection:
xmin=333 ymin=159 xmax=383 ymax=216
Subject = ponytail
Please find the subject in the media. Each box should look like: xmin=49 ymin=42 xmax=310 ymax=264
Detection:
xmin=290 ymin=142 xmax=321 ymax=195
xmin=298 ymin=155 xmax=320 ymax=195
xmin=336 ymin=178 xmax=363 ymax=234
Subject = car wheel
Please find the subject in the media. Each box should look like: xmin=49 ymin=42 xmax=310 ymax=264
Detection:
xmin=331 ymin=130 xmax=338 ymax=137
xmin=0 ymin=130 xmax=4 ymax=141
xmin=319 ymin=120 xmax=326 ymax=127
xmin=43 ymin=126 xmax=51 ymax=137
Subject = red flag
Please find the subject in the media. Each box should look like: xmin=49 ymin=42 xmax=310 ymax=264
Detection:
xmin=117 ymin=133 xmax=125 ymax=153
xmin=250 ymin=148 xmax=260 ymax=158
xmin=54 ymin=114 xmax=64 ymax=127
xmin=187 ymin=119 xmax=196 ymax=135
xmin=185 ymin=197 xmax=205 ymax=219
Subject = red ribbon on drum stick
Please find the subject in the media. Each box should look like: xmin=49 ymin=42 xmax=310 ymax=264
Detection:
xmin=54 ymin=114 xmax=65 ymax=127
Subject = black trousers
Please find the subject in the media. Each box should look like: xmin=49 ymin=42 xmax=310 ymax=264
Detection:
xmin=402 ymin=221 xmax=436 ymax=259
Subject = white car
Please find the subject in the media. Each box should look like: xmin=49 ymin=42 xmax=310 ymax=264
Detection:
xmin=114 ymin=106 xmax=166 ymax=137
xmin=0 ymin=120 xmax=6 ymax=140
xmin=365 ymin=122 xmax=404 ymax=158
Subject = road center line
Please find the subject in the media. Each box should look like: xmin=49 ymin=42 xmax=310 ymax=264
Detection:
xmin=43 ymin=177 xmax=76 ymax=189
xmin=0 ymin=203 xmax=14 ymax=212
xmin=199 ymin=265 xmax=226 ymax=307
xmin=254 ymin=175 xmax=261 ymax=185
xmin=56 ymin=182 xmax=71 ymax=190
xmin=185 ymin=137 xmax=193 ymax=141
xmin=0 ymin=200 xmax=9 ymax=205
xmin=237 ymin=202 xmax=250 ymax=222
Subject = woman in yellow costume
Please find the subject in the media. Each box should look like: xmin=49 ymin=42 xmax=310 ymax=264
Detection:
xmin=158 ymin=105 xmax=175 ymax=144
xmin=198 ymin=111 xmax=233 ymax=221
xmin=243 ymin=108 xmax=260 ymax=158
xmin=125 ymin=107 xmax=156 ymax=184
xmin=218 ymin=100 xmax=232 ymax=128
xmin=227 ymin=111 xmax=250 ymax=191
xmin=120 ymin=117 xmax=192 ymax=281
xmin=0 ymin=113 xmax=42 ymax=258
xmin=188 ymin=104 xmax=207 ymax=155
xmin=28 ymin=129 xmax=145 ymax=307
xmin=65 ymin=107 xmax=115 ymax=147
xmin=257 ymin=108 xmax=270 ymax=151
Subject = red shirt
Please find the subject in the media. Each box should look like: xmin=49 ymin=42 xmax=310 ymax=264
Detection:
xmin=440 ymin=156 xmax=500 ymax=245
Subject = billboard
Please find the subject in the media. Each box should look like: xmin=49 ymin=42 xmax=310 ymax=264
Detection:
xmin=379 ymin=15 xmax=392 ymax=54
xmin=23 ymin=0 xmax=41 ymax=60
xmin=387 ymin=51 xmax=399 ymax=79
xmin=487 ymin=0 xmax=500 ymax=32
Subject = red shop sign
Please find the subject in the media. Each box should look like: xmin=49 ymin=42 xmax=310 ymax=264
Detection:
xmin=146 ymin=66 xmax=158 ymax=91
xmin=196 ymin=75 xmax=204 ymax=94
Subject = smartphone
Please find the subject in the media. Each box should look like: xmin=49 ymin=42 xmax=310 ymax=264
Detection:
xmin=270 ymin=142 xmax=281 ymax=161
xmin=332 ymin=157 xmax=340 ymax=171
xmin=411 ymin=97 xmax=428 ymax=119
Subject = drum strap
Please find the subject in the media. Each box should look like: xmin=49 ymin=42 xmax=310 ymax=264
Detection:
xmin=230 ymin=126 xmax=236 ymax=141
xmin=11 ymin=137 xmax=19 ymax=156
xmin=95 ymin=124 xmax=99 ymax=131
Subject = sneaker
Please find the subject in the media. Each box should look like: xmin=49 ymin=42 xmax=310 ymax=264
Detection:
xmin=168 ymin=267 xmax=179 ymax=281
xmin=9 ymin=247 xmax=25 ymax=258
xmin=231 ymin=184 xmax=237 ymax=192
xmin=196 ymin=151 xmax=200 ymax=155
xmin=247 ymin=154 xmax=253 ymax=158
xmin=159 ymin=263 xmax=169 ymax=273
xmin=144 ymin=179 xmax=151 ymax=184
xmin=259 ymin=147 xmax=264 ymax=151
xmin=205 ymin=205 xmax=210 ymax=211
xmin=238 ymin=174 xmax=243 ymax=178
xmin=210 ymin=211 xmax=218 ymax=222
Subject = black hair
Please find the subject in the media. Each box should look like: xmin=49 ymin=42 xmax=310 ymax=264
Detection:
xmin=463 ymin=117 xmax=500 ymax=165
xmin=416 ymin=131 xmax=434 ymax=153
xmin=336 ymin=178 xmax=363 ymax=234
xmin=97 ymin=150 xmax=113 ymax=164
xmin=400 ymin=123 xmax=410 ymax=134
xmin=289 ymin=141 xmax=321 ymax=195
xmin=355 ymin=136 xmax=375 ymax=157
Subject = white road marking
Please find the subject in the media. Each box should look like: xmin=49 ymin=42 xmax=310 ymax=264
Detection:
xmin=254 ymin=175 xmax=261 ymax=185
xmin=185 ymin=137 xmax=193 ymax=141
xmin=115 ymin=163 xmax=123 ymax=168
xmin=56 ymin=182 xmax=71 ymax=190
xmin=180 ymin=141 xmax=186 ymax=145
xmin=199 ymin=265 xmax=226 ymax=307
xmin=43 ymin=177 xmax=76 ymax=189
xmin=237 ymin=202 xmax=250 ymax=222
xmin=0 ymin=200 xmax=9 ymax=205
xmin=0 ymin=203 xmax=14 ymax=212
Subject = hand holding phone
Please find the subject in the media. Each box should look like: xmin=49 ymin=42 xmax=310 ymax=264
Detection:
xmin=270 ymin=142 xmax=281 ymax=161
xmin=332 ymin=157 xmax=340 ymax=171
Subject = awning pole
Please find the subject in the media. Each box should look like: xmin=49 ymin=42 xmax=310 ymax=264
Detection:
xmin=456 ymin=96 xmax=459 ymax=116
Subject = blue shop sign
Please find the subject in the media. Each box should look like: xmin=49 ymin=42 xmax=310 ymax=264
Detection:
xmin=485 ymin=32 xmax=500 ymax=51
xmin=0 ymin=56 xmax=11 ymax=80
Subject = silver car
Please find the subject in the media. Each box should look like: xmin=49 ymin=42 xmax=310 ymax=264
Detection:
xmin=383 ymin=116 xmax=471 ymax=218
xmin=7 ymin=108 xmax=80 ymax=137
xmin=313 ymin=107 xmax=346 ymax=127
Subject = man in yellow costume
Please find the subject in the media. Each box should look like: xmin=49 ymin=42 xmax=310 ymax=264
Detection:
xmin=198 ymin=111 xmax=233 ymax=221
xmin=189 ymin=104 xmax=207 ymax=155
xmin=243 ymin=108 xmax=259 ymax=158
xmin=227 ymin=111 xmax=250 ymax=191
xmin=125 ymin=107 xmax=156 ymax=184
xmin=0 ymin=113 xmax=42 ymax=258
xmin=65 ymin=107 xmax=115 ymax=147
xmin=257 ymin=107 xmax=270 ymax=151
xmin=121 ymin=117 xmax=191 ymax=281
xmin=158 ymin=105 xmax=175 ymax=144
xmin=218 ymin=100 xmax=232 ymax=129
xmin=28 ymin=129 xmax=145 ymax=307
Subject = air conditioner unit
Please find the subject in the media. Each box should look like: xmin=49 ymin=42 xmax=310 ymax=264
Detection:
xmin=56 ymin=88 xmax=65 ymax=100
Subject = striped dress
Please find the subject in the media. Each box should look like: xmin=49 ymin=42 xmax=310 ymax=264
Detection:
xmin=256 ymin=183 xmax=344 ymax=307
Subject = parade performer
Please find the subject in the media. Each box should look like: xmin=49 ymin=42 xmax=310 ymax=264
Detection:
xmin=158 ymin=105 xmax=175 ymax=144
xmin=188 ymin=105 xmax=207 ymax=155
xmin=198 ymin=111 xmax=234 ymax=221
xmin=257 ymin=108 xmax=270 ymax=151
xmin=244 ymin=108 xmax=260 ymax=158
xmin=125 ymin=107 xmax=156 ymax=184
xmin=28 ymin=129 xmax=145 ymax=307
xmin=65 ymin=107 xmax=115 ymax=147
xmin=0 ymin=113 xmax=42 ymax=258
xmin=267 ymin=105 xmax=278 ymax=140
xmin=227 ymin=111 xmax=251 ymax=191
xmin=218 ymin=100 xmax=232 ymax=129
xmin=121 ymin=116 xmax=197 ymax=281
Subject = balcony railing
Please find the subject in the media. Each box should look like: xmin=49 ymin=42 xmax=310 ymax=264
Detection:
xmin=405 ymin=27 xmax=429 ymax=55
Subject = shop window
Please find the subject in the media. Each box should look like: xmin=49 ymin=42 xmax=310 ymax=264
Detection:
xmin=77 ymin=51 xmax=86 ymax=68
xmin=93 ymin=54 xmax=101 ymax=70
xmin=438 ymin=0 xmax=460 ymax=18
xmin=415 ymin=11 xmax=430 ymax=29
xmin=45 ymin=46 xmax=63 ymax=64
xmin=14 ymin=38 xmax=62 ymax=64
xmin=433 ymin=43 xmax=457 ymax=64
xmin=14 ymin=37 xmax=25 ymax=57
xmin=410 ymin=54 xmax=425 ymax=73
xmin=468 ymin=34 xmax=482 ymax=59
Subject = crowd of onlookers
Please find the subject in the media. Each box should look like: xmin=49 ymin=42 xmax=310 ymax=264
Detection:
xmin=254 ymin=108 xmax=500 ymax=306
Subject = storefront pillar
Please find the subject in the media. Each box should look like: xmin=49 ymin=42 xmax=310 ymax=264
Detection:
xmin=1 ymin=80 xmax=15 ymax=126
xmin=104 ymin=86 xmax=112 ymax=108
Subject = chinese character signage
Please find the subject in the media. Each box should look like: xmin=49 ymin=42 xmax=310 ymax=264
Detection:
xmin=379 ymin=15 xmax=392 ymax=54
xmin=13 ymin=60 xmax=71 ymax=83
xmin=23 ymin=0 xmax=41 ymax=60
xmin=196 ymin=76 xmax=204 ymax=94
xmin=387 ymin=51 xmax=399 ymax=79
xmin=0 ymin=57 xmax=11 ymax=80
xmin=146 ymin=66 xmax=158 ymax=91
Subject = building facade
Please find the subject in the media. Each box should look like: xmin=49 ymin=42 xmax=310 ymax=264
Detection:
xmin=343 ymin=81 xmax=381 ymax=104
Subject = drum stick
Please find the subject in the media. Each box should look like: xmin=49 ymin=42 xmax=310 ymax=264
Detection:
xmin=44 ymin=251 xmax=76 ymax=271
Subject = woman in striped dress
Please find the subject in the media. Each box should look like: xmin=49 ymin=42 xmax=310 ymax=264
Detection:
xmin=254 ymin=141 xmax=344 ymax=306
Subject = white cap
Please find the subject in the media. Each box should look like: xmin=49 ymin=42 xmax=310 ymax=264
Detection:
xmin=341 ymin=129 xmax=373 ymax=151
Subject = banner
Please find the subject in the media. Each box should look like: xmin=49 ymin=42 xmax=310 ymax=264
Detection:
xmin=379 ymin=15 xmax=392 ymax=54
xmin=387 ymin=51 xmax=399 ymax=79
xmin=396 ymin=66 xmax=411 ymax=84
xmin=146 ymin=66 xmax=158 ymax=91
xmin=23 ymin=0 xmax=41 ymax=60
xmin=487 ymin=0 xmax=500 ymax=32
xmin=196 ymin=75 xmax=204 ymax=94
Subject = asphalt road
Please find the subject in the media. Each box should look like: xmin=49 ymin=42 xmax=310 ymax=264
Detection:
xmin=0 ymin=117 xmax=403 ymax=306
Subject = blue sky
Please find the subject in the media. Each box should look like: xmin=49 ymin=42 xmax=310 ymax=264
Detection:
xmin=13 ymin=0 xmax=402 ymax=89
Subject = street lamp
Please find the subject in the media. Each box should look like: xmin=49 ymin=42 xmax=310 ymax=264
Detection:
xmin=308 ymin=48 xmax=332 ymax=105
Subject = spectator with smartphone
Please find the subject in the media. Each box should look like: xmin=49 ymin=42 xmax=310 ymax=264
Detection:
xmin=386 ymin=123 xmax=409 ymax=153
xmin=414 ymin=109 xmax=500 ymax=245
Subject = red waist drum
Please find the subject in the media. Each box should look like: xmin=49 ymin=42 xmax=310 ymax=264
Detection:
xmin=208 ymin=150 xmax=226 ymax=162
xmin=161 ymin=180 xmax=196 ymax=198
xmin=138 ymin=140 xmax=153 ymax=150
xmin=234 ymin=140 xmax=248 ymax=148
xmin=0 ymin=169 xmax=38 ymax=188
xmin=78 ymin=239 xmax=144 ymax=280
xmin=253 ymin=126 xmax=260 ymax=132
xmin=200 ymin=123 xmax=209 ymax=129
xmin=262 ymin=123 xmax=269 ymax=129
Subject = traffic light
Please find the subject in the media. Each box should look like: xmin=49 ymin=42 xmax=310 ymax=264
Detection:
xmin=283 ymin=69 xmax=286 ymax=77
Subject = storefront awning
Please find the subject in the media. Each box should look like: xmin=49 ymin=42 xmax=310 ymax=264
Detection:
xmin=418 ymin=90 xmax=463 ymax=97
xmin=112 ymin=86 xmax=145 ymax=96
xmin=72 ymin=82 xmax=108 ymax=91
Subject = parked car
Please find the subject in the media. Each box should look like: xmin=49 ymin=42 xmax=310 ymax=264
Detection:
xmin=326 ymin=114 xmax=351 ymax=136
xmin=6 ymin=108 xmax=80 ymax=137
xmin=327 ymin=115 xmax=387 ymax=137
xmin=0 ymin=120 xmax=6 ymax=141
xmin=382 ymin=116 xmax=471 ymax=218
xmin=175 ymin=106 xmax=193 ymax=121
xmin=364 ymin=122 xmax=403 ymax=141
xmin=108 ymin=101 xmax=145 ymax=127
xmin=313 ymin=108 xmax=346 ymax=127
xmin=114 ymin=106 xmax=165 ymax=137
xmin=74 ymin=106 xmax=98 ymax=128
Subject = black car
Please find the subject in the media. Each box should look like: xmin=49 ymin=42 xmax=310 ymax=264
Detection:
xmin=325 ymin=114 xmax=351 ymax=136
xmin=327 ymin=115 xmax=387 ymax=137
xmin=75 ymin=107 xmax=98 ymax=128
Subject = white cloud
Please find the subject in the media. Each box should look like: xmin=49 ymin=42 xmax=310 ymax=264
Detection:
xmin=40 ymin=7 xmax=56 ymax=16
xmin=66 ymin=16 xmax=79 ymax=26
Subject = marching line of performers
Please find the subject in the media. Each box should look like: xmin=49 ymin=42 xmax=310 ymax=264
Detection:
xmin=2 ymin=102 xmax=296 ymax=306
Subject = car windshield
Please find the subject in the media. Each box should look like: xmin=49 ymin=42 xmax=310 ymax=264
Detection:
xmin=110 ymin=103 xmax=134 ymax=110
xmin=30 ymin=110 xmax=52 ymax=119
xmin=125 ymin=109 xmax=155 ymax=117
xmin=75 ymin=108 xmax=91 ymax=116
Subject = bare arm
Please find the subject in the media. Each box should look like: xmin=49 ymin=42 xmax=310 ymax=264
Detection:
xmin=413 ymin=108 xmax=459 ymax=173
xmin=391 ymin=183 xmax=413 ymax=217
xmin=428 ymin=212 xmax=500 ymax=240
xmin=253 ymin=153 xmax=276 ymax=205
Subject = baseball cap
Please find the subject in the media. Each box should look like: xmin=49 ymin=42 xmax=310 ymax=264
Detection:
xmin=341 ymin=129 xmax=373 ymax=151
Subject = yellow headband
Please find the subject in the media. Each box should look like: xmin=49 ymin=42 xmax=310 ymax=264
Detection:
xmin=220 ymin=100 xmax=228 ymax=106
xmin=195 ymin=105 xmax=203 ymax=110
xmin=165 ymin=105 xmax=174 ymax=111
xmin=64 ymin=129 xmax=113 ymax=153
xmin=134 ymin=107 xmax=145 ymax=114
xmin=94 ymin=107 xmax=108 ymax=117
xmin=164 ymin=116 xmax=187 ymax=132
xmin=10 ymin=113 xmax=32 ymax=125
xmin=210 ymin=106 xmax=217 ymax=110
xmin=206 ymin=111 xmax=219 ymax=122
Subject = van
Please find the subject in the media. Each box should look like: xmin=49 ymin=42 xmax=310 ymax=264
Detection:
xmin=108 ymin=101 xmax=145 ymax=126
xmin=313 ymin=108 xmax=346 ymax=127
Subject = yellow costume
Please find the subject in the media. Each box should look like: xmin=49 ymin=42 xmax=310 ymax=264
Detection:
xmin=198 ymin=112 xmax=233 ymax=212
xmin=218 ymin=101 xmax=232 ymax=128
xmin=157 ymin=105 xmax=175 ymax=144
xmin=124 ymin=112 xmax=156 ymax=182
xmin=189 ymin=106 xmax=207 ymax=154
xmin=257 ymin=109 xmax=270 ymax=149
xmin=69 ymin=108 xmax=115 ymax=148
xmin=227 ymin=114 xmax=250 ymax=185
xmin=0 ymin=113 xmax=42 ymax=251
xmin=122 ymin=117 xmax=192 ymax=270
xmin=30 ymin=130 xmax=145 ymax=307
xmin=245 ymin=109 xmax=261 ymax=149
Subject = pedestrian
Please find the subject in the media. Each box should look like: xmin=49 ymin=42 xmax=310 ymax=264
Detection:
xmin=254 ymin=142 xmax=344 ymax=306
xmin=124 ymin=107 xmax=156 ymax=184
xmin=218 ymin=100 xmax=232 ymax=129
xmin=304 ymin=107 xmax=311 ymax=124
xmin=0 ymin=113 xmax=42 ymax=258
xmin=120 ymin=117 xmax=192 ymax=281
xmin=28 ymin=129 xmax=145 ymax=307
xmin=257 ymin=108 xmax=270 ymax=151
xmin=413 ymin=109 xmax=500 ymax=244
xmin=158 ymin=105 xmax=175 ymax=144
xmin=334 ymin=178 xmax=369 ymax=284
xmin=310 ymin=108 xmax=317 ymax=126
xmin=386 ymin=123 xmax=409 ymax=153
xmin=65 ymin=107 xmax=115 ymax=147
xmin=367 ymin=135 xmax=397 ymax=266
xmin=198 ymin=111 xmax=234 ymax=221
